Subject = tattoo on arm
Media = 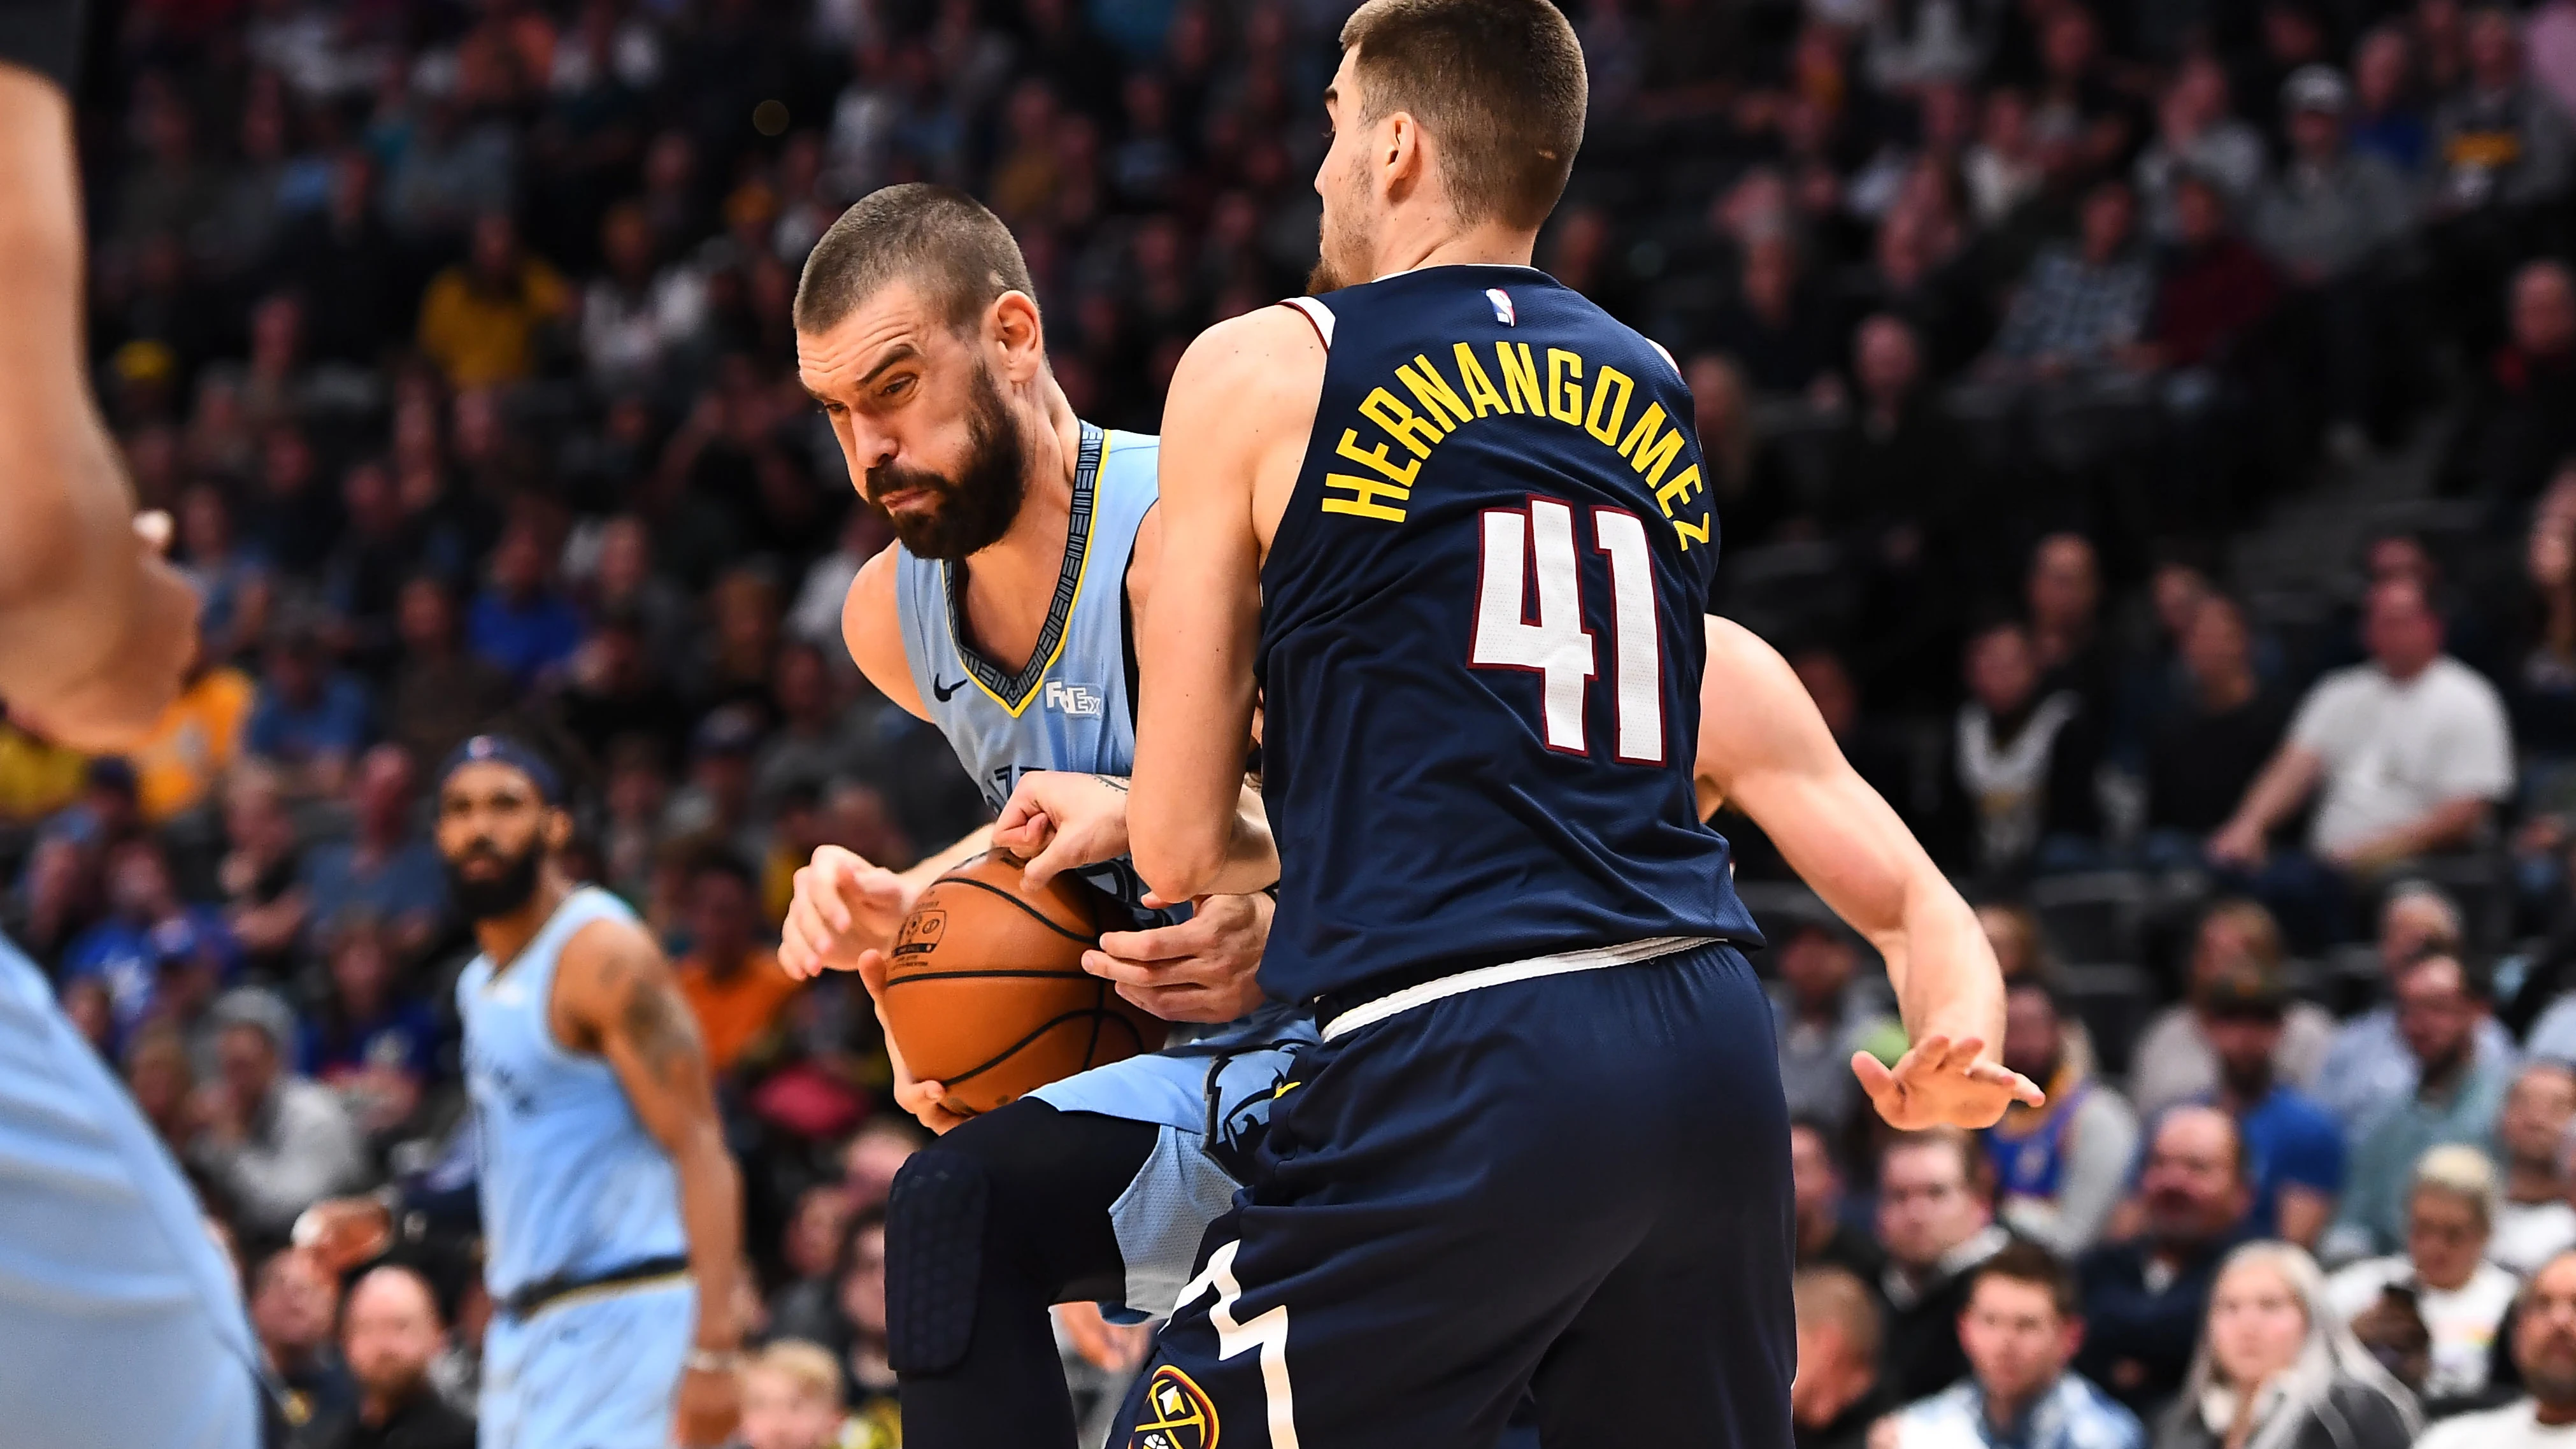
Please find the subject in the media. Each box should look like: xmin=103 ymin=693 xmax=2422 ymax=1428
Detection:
xmin=1094 ymin=774 xmax=1131 ymax=794
xmin=619 ymin=964 xmax=705 ymax=1085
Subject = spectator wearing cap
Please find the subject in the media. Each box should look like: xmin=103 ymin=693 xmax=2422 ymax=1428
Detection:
xmin=1772 ymin=918 xmax=1903 ymax=1138
xmin=2131 ymin=900 xmax=2336 ymax=1122
xmin=2490 ymin=1063 xmax=2576 ymax=1274
xmin=1792 ymin=1267 xmax=1891 ymax=1449
xmin=1879 ymin=1127 xmax=2016 ymax=1404
xmin=2417 ymin=1246 xmax=2576 ymax=1449
xmin=2327 ymin=1145 xmax=2518 ymax=1406
xmin=61 ymin=835 xmax=240 ymax=1057
xmin=1885 ymin=1241 xmax=2144 ymax=1449
xmin=2208 ymin=578 xmax=2514 ymax=950
xmin=2156 ymin=1241 xmax=2420 ymax=1449
xmin=310 ymin=1264 xmax=476 ymax=1449
xmin=673 ymin=850 xmax=799 ymax=1076
xmin=1986 ymin=978 xmax=2140 ymax=1257
xmin=2077 ymin=1106 xmax=2254 ymax=1419
xmin=246 ymin=622 xmax=374 ymax=797
xmin=188 ymin=986 xmax=368 ymax=1243
xmin=2252 ymin=65 xmax=2419 ymax=459
xmin=1791 ymin=1117 xmax=1887 ymax=1283
xmin=2328 ymin=953 xmax=2515 ymax=1262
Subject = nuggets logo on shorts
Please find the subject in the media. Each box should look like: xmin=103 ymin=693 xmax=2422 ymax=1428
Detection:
xmin=1127 ymin=1365 xmax=1219 ymax=1449
xmin=891 ymin=909 xmax=947 ymax=958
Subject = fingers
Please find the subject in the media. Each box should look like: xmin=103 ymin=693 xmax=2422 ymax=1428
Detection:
xmin=855 ymin=948 xmax=891 ymax=1003
xmin=1094 ymin=920 xmax=1200 ymax=964
xmin=1965 ymin=1059 xmax=2049 ymax=1107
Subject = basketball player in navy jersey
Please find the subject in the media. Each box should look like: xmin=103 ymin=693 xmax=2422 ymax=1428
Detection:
xmin=1085 ymin=0 xmax=2041 ymax=1441
xmin=0 ymin=9 xmax=266 ymax=1445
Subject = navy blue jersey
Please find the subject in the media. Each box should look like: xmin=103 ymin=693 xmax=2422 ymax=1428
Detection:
xmin=1254 ymin=265 xmax=1762 ymax=1004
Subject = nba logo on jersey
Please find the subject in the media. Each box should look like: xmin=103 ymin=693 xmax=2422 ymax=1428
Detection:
xmin=1043 ymin=680 xmax=1104 ymax=717
xmin=1486 ymin=287 xmax=1517 ymax=325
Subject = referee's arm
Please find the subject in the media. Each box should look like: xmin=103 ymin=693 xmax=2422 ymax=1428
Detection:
xmin=0 ymin=45 xmax=199 ymax=750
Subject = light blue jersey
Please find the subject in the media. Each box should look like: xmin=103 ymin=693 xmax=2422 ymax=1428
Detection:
xmin=457 ymin=886 xmax=686 ymax=1299
xmin=0 ymin=934 xmax=262 ymax=1449
xmin=891 ymin=420 xmax=1317 ymax=1316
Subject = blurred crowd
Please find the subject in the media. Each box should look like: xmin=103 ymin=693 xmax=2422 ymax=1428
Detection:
xmin=29 ymin=0 xmax=2576 ymax=1441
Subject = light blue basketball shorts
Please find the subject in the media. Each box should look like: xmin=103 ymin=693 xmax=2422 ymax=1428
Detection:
xmin=0 ymin=937 xmax=264 ymax=1449
xmin=481 ymin=1277 xmax=696 ymax=1449
xmin=1027 ymin=1006 xmax=1318 ymax=1318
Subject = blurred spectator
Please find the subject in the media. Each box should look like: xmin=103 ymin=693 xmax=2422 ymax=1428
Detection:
xmin=2077 ymin=1106 xmax=2252 ymax=1418
xmin=2131 ymin=901 xmax=2335 ymax=1120
xmin=1885 ymin=1241 xmax=2143 ymax=1449
xmin=2135 ymin=57 xmax=2267 ymax=242
xmin=1938 ymin=619 xmax=2103 ymax=880
xmin=2029 ymin=534 xmax=2114 ymax=724
xmin=1824 ymin=317 xmax=1975 ymax=706
xmin=222 ymin=767 xmax=310 ymax=978
xmin=124 ymin=1025 xmax=200 ymax=1161
xmin=1791 ymin=1267 xmax=1889 ymax=1449
xmin=311 ymin=1264 xmax=476 ymax=1449
xmin=2156 ymin=1242 xmax=2421 ymax=1449
xmin=579 ymin=201 xmax=706 ymax=391
xmin=2314 ymin=883 xmax=2517 ymax=1132
xmin=2142 ymin=599 xmax=2294 ymax=869
xmin=1879 ymin=1127 xmax=2013 ymax=1404
xmin=1699 ymin=234 xmax=1839 ymax=400
xmin=831 ymin=1209 xmax=898 ymax=1421
xmin=741 ymin=1338 xmax=884 ymax=1449
xmin=1791 ymin=1117 xmax=1886 ymax=1283
xmin=2415 ymin=1247 xmax=2576 ymax=1449
xmin=128 ymin=648 xmax=258 ymax=823
xmin=61 ymin=836 xmax=238 ymax=1054
xmin=2328 ymin=953 xmax=2514 ymax=1260
xmin=1772 ymin=918 xmax=1901 ymax=1137
xmin=2210 ymin=580 xmax=2514 ymax=948
xmin=2167 ymin=961 xmax=2346 ymax=1250
xmin=842 ymin=1116 xmax=922 ymax=1219
xmin=768 ymin=1183 xmax=857 ymax=1346
xmin=1985 ymin=180 xmax=2156 ymax=378
xmin=2141 ymin=173 xmax=2279 ymax=376
xmin=672 ymin=851 xmax=797 ymax=1075
xmin=554 ymin=610 xmax=691 ymax=769
xmin=2490 ymin=1063 xmax=2576 ymax=1274
xmin=385 ymin=576 xmax=515 ymax=767
xmin=2444 ymin=259 xmax=2576 ymax=506
xmin=300 ymin=745 xmax=446 ymax=959
xmin=252 ymin=1246 xmax=355 ymax=1431
xmin=299 ymin=918 xmax=435 ymax=1142
xmin=246 ymin=623 xmax=373 ymax=796
xmin=176 ymin=482 xmax=274 ymax=664
xmin=416 ymin=214 xmax=569 ymax=389
xmin=189 ymin=987 xmax=368 ymax=1244
xmin=1986 ymin=978 xmax=2140 ymax=1256
xmin=2326 ymin=1145 xmax=2517 ymax=1405
xmin=750 ymin=643 xmax=868 ymax=820
xmin=2430 ymin=8 xmax=2575 ymax=216
xmin=2349 ymin=27 xmax=2433 ymax=178
xmin=466 ymin=524 xmax=583 ymax=690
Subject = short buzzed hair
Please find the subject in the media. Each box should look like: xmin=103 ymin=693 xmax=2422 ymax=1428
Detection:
xmin=1794 ymin=1267 xmax=1882 ymax=1362
xmin=1338 ymin=0 xmax=1587 ymax=230
xmin=793 ymin=183 xmax=1036 ymax=337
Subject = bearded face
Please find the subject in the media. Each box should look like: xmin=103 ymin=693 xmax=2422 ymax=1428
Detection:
xmin=865 ymin=360 xmax=1030 ymax=560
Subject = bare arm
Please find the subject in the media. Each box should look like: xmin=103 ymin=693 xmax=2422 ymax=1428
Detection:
xmin=2211 ymin=743 xmax=2326 ymax=862
xmin=559 ymin=919 xmax=743 ymax=1421
xmin=840 ymin=546 xmax=927 ymax=719
xmin=1697 ymin=617 xmax=2039 ymax=1127
xmin=2332 ymin=797 xmax=2491 ymax=871
xmin=0 ymin=64 xmax=198 ymax=747
xmin=1129 ymin=308 xmax=1317 ymax=901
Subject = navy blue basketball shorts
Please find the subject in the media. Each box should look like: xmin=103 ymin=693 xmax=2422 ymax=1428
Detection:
xmin=1116 ymin=939 xmax=1794 ymax=1449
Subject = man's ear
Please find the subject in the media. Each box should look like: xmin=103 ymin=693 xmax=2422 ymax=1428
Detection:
xmin=990 ymin=290 xmax=1047 ymax=383
xmin=543 ymin=806 xmax=575 ymax=853
xmin=1380 ymin=109 xmax=1426 ymax=201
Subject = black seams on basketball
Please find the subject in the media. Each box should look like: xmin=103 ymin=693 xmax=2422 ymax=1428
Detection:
xmin=880 ymin=850 xmax=1168 ymax=1115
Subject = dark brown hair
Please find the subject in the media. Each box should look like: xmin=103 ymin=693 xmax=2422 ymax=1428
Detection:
xmin=1337 ymin=0 xmax=1587 ymax=230
xmin=793 ymin=183 xmax=1037 ymax=336
xmin=1970 ymin=1238 xmax=2080 ymax=1319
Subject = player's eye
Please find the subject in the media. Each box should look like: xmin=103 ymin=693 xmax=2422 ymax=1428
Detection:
xmin=882 ymin=375 xmax=914 ymax=400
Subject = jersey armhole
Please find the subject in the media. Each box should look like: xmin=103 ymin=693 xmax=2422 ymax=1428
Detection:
xmin=1280 ymin=297 xmax=1335 ymax=350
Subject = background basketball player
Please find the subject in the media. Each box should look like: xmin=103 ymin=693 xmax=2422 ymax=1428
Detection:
xmin=0 ymin=7 xmax=254 ymax=1446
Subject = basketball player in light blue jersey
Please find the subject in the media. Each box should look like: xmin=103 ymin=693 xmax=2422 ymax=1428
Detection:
xmin=0 ymin=13 xmax=261 ymax=1448
xmin=778 ymin=184 xmax=1307 ymax=1448
xmin=436 ymin=736 xmax=744 ymax=1448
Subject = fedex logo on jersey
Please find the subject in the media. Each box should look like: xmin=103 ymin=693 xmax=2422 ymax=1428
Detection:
xmin=1486 ymin=288 xmax=1516 ymax=326
xmin=1043 ymin=680 xmax=1103 ymax=717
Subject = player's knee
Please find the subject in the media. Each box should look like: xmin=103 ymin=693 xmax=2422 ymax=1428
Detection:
xmin=884 ymin=1145 xmax=990 ymax=1375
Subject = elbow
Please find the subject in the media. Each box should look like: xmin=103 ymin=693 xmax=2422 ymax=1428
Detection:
xmin=1133 ymin=836 xmax=1225 ymax=905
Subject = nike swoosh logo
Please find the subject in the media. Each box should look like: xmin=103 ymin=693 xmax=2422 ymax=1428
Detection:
xmin=932 ymin=676 xmax=966 ymax=702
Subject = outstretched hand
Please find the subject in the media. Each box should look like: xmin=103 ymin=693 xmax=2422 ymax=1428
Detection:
xmin=1851 ymin=1034 xmax=2045 ymax=1131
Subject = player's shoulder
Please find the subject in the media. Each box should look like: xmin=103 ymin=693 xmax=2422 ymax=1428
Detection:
xmin=555 ymin=906 xmax=675 ymax=1010
xmin=1171 ymin=304 xmax=1327 ymax=399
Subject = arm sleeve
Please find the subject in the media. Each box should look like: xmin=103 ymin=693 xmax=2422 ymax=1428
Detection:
xmin=0 ymin=0 xmax=82 ymax=92
xmin=2432 ymin=676 xmax=2515 ymax=801
xmin=2273 ymin=1113 xmax=2347 ymax=1193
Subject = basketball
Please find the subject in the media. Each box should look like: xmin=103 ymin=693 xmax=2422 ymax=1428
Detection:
xmin=879 ymin=850 xmax=1168 ymax=1117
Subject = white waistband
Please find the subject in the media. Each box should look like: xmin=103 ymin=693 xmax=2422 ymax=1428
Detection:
xmin=1319 ymin=936 xmax=1713 ymax=1041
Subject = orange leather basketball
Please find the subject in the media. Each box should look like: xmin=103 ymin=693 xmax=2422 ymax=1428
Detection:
xmin=879 ymin=850 xmax=1168 ymax=1117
